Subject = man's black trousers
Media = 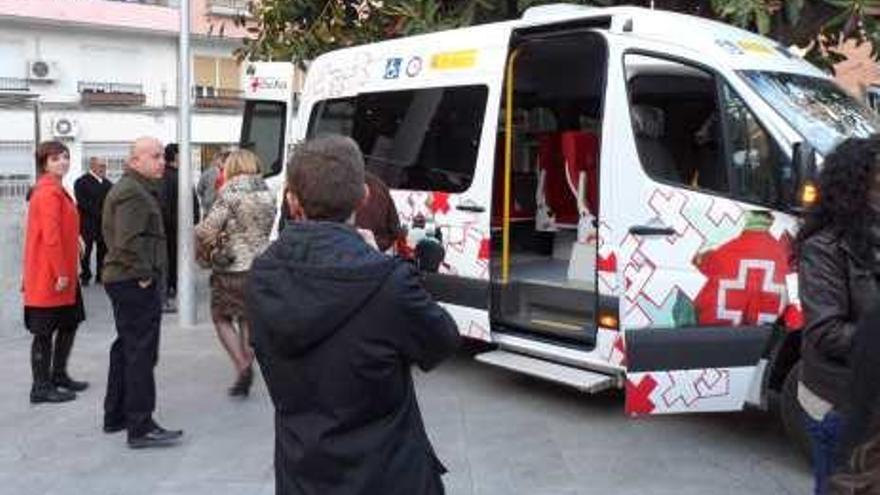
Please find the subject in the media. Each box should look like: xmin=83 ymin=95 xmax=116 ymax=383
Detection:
xmin=80 ymin=228 xmax=107 ymax=283
xmin=104 ymin=279 xmax=161 ymax=435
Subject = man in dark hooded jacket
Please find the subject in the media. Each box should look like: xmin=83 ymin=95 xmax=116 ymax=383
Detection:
xmin=247 ymin=135 xmax=460 ymax=495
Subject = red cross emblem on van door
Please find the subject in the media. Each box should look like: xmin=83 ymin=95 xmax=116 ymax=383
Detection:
xmin=716 ymin=260 xmax=785 ymax=325
xmin=693 ymin=230 xmax=789 ymax=327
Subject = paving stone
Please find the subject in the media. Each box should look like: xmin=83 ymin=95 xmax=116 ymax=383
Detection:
xmin=0 ymin=284 xmax=811 ymax=494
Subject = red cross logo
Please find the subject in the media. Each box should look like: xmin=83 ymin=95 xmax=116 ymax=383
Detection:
xmin=626 ymin=375 xmax=657 ymax=416
xmin=597 ymin=252 xmax=617 ymax=273
xmin=717 ymin=259 xmax=784 ymax=325
xmin=430 ymin=192 xmax=450 ymax=215
xmin=249 ymin=77 xmax=261 ymax=92
xmin=478 ymin=238 xmax=490 ymax=260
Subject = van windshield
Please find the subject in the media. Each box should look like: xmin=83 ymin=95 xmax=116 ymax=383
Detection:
xmin=740 ymin=71 xmax=880 ymax=155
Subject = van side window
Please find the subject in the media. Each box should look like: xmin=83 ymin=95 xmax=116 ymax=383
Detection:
xmin=307 ymin=85 xmax=489 ymax=193
xmin=624 ymin=54 xmax=793 ymax=209
xmin=720 ymin=83 xmax=794 ymax=207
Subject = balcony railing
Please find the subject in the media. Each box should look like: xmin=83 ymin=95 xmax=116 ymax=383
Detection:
xmin=0 ymin=174 xmax=33 ymax=201
xmin=78 ymin=81 xmax=146 ymax=106
xmin=194 ymin=86 xmax=244 ymax=109
xmin=104 ymin=0 xmax=172 ymax=6
xmin=209 ymin=0 xmax=251 ymax=16
xmin=0 ymin=77 xmax=30 ymax=92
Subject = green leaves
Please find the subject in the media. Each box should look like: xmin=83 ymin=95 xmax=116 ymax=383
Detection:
xmin=785 ymin=0 xmax=804 ymax=25
xmin=710 ymin=0 xmax=778 ymax=34
xmin=240 ymin=0 xmax=880 ymax=72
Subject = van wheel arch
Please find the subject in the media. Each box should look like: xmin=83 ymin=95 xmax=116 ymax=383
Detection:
xmin=765 ymin=329 xmax=812 ymax=462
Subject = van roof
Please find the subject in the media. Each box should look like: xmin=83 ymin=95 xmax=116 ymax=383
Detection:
xmin=525 ymin=5 xmax=823 ymax=76
xmin=303 ymin=4 xmax=826 ymax=100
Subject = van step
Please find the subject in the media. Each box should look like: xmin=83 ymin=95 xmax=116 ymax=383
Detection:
xmin=493 ymin=280 xmax=595 ymax=320
xmin=519 ymin=280 xmax=595 ymax=316
xmin=496 ymin=310 xmax=596 ymax=346
xmin=475 ymin=350 xmax=614 ymax=393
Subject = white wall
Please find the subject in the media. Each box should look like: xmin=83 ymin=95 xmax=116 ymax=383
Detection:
xmin=0 ymin=23 xmax=179 ymax=106
xmin=192 ymin=112 xmax=241 ymax=143
xmin=2 ymin=110 xmax=36 ymax=141
xmin=0 ymin=21 xmax=244 ymax=189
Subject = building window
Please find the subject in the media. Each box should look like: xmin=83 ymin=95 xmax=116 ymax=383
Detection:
xmin=307 ymin=85 xmax=490 ymax=193
xmin=194 ymin=56 xmax=243 ymax=108
xmin=195 ymin=56 xmax=239 ymax=94
xmin=82 ymin=143 xmax=131 ymax=183
xmin=0 ymin=141 xmax=34 ymax=200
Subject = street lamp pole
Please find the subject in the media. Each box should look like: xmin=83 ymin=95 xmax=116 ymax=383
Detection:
xmin=178 ymin=0 xmax=196 ymax=327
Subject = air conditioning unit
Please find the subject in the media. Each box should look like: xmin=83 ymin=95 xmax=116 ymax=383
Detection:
xmin=27 ymin=60 xmax=58 ymax=82
xmin=52 ymin=117 xmax=79 ymax=140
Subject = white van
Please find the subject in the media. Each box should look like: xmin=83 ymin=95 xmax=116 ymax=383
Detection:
xmin=240 ymin=4 xmax=880 ymax=448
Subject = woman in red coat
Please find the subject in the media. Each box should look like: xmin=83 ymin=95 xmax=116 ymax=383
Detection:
xmin=22 ymin=141 xmax=88 ymax=404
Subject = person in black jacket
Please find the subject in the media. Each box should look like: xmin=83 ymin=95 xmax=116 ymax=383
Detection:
xmin=830 ymin=302 xmax=880 ymax=494
xmin=74 ymin=157 xmax=112 ymax=285
xmin=247 ymin=135 xmax=460 ymax=495
xmin=796 ymin=137 xmax=880 ymax=495
xmin=160 ymin=143 xmax=199 ymax=311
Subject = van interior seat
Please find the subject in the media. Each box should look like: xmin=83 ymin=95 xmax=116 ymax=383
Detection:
xmin=491 ymin=137 xmax=537 ymax=228
xmin=536 ymin=132 xmax=580 ymax=227
xmin=631 ymin=105 xmax=682 ymax=183
xmin=560 ymin=130 xmax=599 ymax=218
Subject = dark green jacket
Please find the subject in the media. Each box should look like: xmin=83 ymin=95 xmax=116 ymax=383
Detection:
xmin=101 ymin=170 xmax=167 ymax=284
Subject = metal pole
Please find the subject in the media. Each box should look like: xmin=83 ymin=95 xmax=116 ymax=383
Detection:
xmin=33 ymin=99 xmax=41 ymax=177
xmin=177 ymin=0 xmax=196 ymax=327
xmin=33 ymin=99 xmax=41 ymax=142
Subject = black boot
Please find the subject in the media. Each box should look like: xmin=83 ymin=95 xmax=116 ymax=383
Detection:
xmin=51 ymin=329 xmax=89 ymax=392
xmin=30 ymin=335 xmax=75 ymax=404
xmin=228 ymin=367 xmax=253 ymax=397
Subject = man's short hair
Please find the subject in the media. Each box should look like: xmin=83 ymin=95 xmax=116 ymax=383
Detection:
xmin=164 ymin=143 xmax=179 ymax=164
xmin=287 ymin=135 xmax=366 ymax=222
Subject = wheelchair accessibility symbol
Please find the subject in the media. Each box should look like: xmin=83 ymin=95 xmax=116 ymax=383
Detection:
xmin=384 ymin=58 xmax=402 ymax=79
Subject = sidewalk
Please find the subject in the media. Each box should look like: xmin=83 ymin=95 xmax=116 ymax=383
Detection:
xmin=0 ymin=284 xmax=811 ymax=495
xmin=0 ymin=284 xmax=275 ymax=495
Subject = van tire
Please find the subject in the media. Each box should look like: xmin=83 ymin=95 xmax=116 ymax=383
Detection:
xmin=780 ymin=361 xmax=812 ymax=462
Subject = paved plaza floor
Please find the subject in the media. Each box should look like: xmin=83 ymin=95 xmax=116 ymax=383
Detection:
xmin=0 ymin=284 xmax=811 ymax=494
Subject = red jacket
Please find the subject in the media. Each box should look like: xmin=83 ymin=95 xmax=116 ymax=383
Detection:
xmin=22 ymin=174 xmax=80 ymax=307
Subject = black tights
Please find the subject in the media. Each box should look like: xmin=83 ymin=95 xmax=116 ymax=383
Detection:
xmin=30 ymin=327 xmax=77 ymax=388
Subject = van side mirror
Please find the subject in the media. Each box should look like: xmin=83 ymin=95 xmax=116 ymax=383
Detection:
xmin=791 ymin=141 xmax=819 ymax=212
xmin=792 ymin=141 xmax=817 ymax=181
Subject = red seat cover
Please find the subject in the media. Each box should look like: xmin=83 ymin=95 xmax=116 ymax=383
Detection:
xmin=560 ymin=130 xmax=599 ymax=216
xmin=536 ymin=132 xmax=579 ymax=225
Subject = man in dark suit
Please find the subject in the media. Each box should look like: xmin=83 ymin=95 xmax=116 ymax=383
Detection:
xmin=159 ymin=143 xmax=199 ymax=312
xmin=74 ymin=157 xmax=112 ymax=285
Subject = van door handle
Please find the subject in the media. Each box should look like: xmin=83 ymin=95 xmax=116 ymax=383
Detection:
xmin=629 ymin=225 xmax=676 ymax=236
xmin=456 ymin=204 xmax=485 ymax=213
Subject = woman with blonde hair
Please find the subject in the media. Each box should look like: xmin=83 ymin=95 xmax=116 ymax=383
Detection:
xmin=196 ymin=149 xmax=275 ymax=396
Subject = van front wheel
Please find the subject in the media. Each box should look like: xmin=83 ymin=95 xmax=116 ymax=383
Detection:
xmin=780 ymin=361 xmax=812 ymax=462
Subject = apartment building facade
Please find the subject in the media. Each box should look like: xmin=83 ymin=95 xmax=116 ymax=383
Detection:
xmin=0 ymin=0 xmax=275 ymax=332
xmin=0 ymin=0 xmax=255 ymax=195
